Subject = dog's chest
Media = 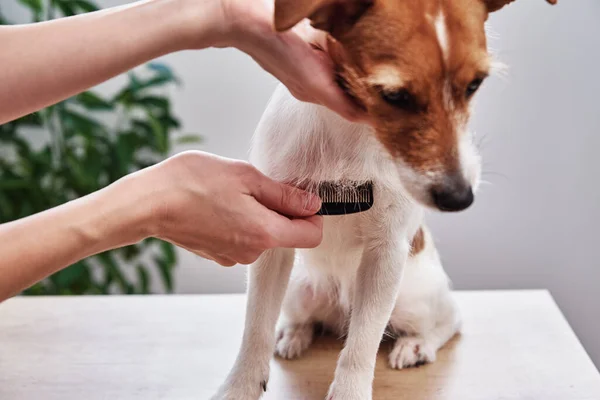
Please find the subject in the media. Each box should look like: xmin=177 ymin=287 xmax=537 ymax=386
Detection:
xmin=250 ymin=86 xmax=399 ymax=188
xmin=302 ymin=215 xmax=365 ymax=274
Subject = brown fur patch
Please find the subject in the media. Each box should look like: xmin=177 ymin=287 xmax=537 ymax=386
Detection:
xmin=410 ymin=227 xmax=425 ymax=257
xmin=274 ymin=0 xmax=556 ymax=196
xmin=323 ymin=0 xmax=492 ymax=175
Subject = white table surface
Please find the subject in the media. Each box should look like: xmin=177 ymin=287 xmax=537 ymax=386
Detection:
xmin=1 ymin=290 xmax=599 ymax=399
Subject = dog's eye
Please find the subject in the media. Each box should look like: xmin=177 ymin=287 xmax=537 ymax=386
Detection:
xmin=381 ymin=89 xmax=419 ymax=112
xmin=466 ymin=78 xmax=483 ymax=98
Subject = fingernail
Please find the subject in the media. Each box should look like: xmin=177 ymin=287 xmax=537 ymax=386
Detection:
xmin=304 ymin=192 xmax=322 ymax=212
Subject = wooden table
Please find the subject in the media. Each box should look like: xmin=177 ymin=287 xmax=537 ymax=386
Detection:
xmin=1 ymin=290 xmax=599 ymax=400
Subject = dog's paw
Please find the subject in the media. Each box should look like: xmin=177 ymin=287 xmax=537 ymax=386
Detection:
xmin=325 ymin=369 xmax=373 ymax=400
xmin=210 ymin=365 xmax=270 ymax=400
xmin=388 ymin=336 xmax=436 ymax=369
xmin=210 ymin=380 xmax=267 ymax=400
xmin=325 ymin=380 xmax=372 ymax=400
xmin=275 ymin=324 xmax=314 ymax=359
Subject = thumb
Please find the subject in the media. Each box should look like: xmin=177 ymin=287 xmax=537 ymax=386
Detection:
xmin=252 ymin=174 xmax=321 ymax=217
xmin=271 ymin=214 xmax=324 ymax=249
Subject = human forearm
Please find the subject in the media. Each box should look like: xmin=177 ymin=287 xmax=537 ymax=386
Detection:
xmin=0 ymin=174 xmax=152 ymax=301
xmin=0 ymin=0 xmax=363 ymax=125
xmin=0 ymin=152 xmax=323 ymax=301
xmin=0 ymin=0 xmax=221 ymax=124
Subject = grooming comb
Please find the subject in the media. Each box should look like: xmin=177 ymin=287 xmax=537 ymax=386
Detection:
xmin=316 ymin=181 xmax=374 ymax=215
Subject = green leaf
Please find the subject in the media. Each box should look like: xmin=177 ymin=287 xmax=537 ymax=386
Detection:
xmin=9 ymin=136 xmax=33 ymax=159
xmin=17 ymin=0 xmax=43 ymax=15
xmin=97 ymin=252 xmax=133 ymax=294
xmin=128 ymin=72 xmax=143 ymax=93
xmin=136 ymin=96 xmax=170 ymax=111
xmin=139 ymin=75 xmax=176 ymax=89
xmin=160 ymin=241 xmax=177 ymax=265
xmin=60 ymin=108 xmax=107 ymax=140
xmin=148 ymin=115 xmax=169 ymax=153
xmin=51 ymin=261 xmax=89 ymax=289
xmin=22 ymin=282 xmax=50 ymax=296
xmin=112 ymin=88 xmax=135 ymax=105
xmin=154 ymin=256 xmax=173 ymax=293
xmin=65 ymin=153 xmax=96 ymax=191
xmin=20 ymin=201 xmax=35 ymax=219
xmin=79 ymin=145 xmax=104 ymax=183
xmin=77 ymin=92 xmax=112 ymax=110
xmin=0 ymin=179 xmax=32 ymax=191
xmin=147 ymin=62 xmax=175 ymax=79
xmin=159 ymin=115 xmax=181 ymax=129
xmin=144 ymin=237 xmax=160 ymax=245
xmin=131 ymin=119 xmax=152 ymax=135
xmin=115 ymin=133 xmax=137 ymax=175
xmin=175 ymin=134 xmax=202 ymax=145
xmin=2 ymin=0 xmax=184 ymax=297
xmin=136 ymin=266 xmax=150 ymax=294
xmin=15 ymin=112 xmax=43 ymax=127
xmin=0 ymin=13 xmax=11 ymax=25
xmin=0 ymin=193 xmax=15 ymax=221
xmin=122 ymin=244 xmax=141 ymax=261
xmin=74 ymin=0 xmax=99 ymax=13
xmin=55 ymin=0 xmax=77 ymax=16
xmin=145 ymin=62 xmax=180 ymax=86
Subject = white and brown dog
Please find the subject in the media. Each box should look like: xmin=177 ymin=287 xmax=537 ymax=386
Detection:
xmin=212 ymin=0 xmax=557 ymax=399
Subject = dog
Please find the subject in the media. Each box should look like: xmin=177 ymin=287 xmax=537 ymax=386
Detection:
xmin=211 ymin=0 xmax=557 ymax=399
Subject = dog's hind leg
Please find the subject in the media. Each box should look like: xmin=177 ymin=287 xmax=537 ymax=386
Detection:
xmin=389 ymin=294 xmax=461 ymax=369
xmin=211 ymin=248 xmax=295 ymax=400
xmin=274 ymin=273 xmax=322 ymax=360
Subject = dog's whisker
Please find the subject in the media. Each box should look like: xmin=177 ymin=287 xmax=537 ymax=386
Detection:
xmin=482 ymin=170 xmax=510 ymax=181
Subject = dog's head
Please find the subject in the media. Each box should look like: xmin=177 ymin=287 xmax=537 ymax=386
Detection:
xmin=275 ymin=0 xmax=556 ymax=212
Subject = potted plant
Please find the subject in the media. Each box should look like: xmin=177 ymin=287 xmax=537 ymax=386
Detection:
xmin=0 ymin=0 xmax=200 ymax=295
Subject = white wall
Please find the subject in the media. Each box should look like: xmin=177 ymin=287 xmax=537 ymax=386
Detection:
xmin=170 ymin=1 xmax=600 ymax=367
xmin=4 ymin=1 xmax=599 ymax=366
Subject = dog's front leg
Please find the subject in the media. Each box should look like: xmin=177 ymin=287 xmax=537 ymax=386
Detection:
xmin=211 ymin=248 xmax=295 ymax=400
xmin=327 ymin=223 xmax=409 ymax=400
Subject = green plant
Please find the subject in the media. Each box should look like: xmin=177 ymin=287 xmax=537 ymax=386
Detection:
xmin=0 ymin=0 xmax=200 ymax=295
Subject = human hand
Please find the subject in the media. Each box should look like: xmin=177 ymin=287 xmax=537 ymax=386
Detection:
xmin=135 ymin=151 xmax=323 ymax=266
xmin=181 ymin=0 xmax=365 ymax=122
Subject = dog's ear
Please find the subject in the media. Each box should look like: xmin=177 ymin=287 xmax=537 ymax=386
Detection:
xmin=274 ymin=0 xmax=373 ymax=35
xmin=483 ymin=0 xmax=557 ymax=13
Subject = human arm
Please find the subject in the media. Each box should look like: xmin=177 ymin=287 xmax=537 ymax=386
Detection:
xmin=0 ymin=0 xmax=363 ymax=125
xmin=0 ymin=151 xmax=322 ymax=302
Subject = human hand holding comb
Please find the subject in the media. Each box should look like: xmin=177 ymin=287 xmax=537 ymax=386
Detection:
xmin=0 ymin=151 xmax=323 ymax=301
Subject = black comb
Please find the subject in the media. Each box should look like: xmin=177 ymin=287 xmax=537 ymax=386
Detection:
xmin=316 ymin=181 xmax=374 ymax=215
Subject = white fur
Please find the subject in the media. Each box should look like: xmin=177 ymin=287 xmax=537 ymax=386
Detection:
xmin=434 ymin=11 xmax=450 ymax=63
xmin=211 ymin=84 xmax=477 ymax=400
xmin=433 ymin=10 xmax=457 ymax=116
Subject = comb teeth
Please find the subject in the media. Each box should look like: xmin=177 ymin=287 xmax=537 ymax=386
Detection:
xmin=317 ymin=181 xmax=374 ymax=216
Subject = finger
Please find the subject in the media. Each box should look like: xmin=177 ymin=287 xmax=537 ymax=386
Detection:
xmin=270 ymin=214 xmax=324 ymax=249
xmin=315 ymin=77 xmax=368 ymax=123
xmin=235 ymin=250 xmax=262 ymax=266
xmin=304 ymin=45 xmax=369 ymax=123
xmin=205 ymin=253 xmax=237 ymax=267
xmin=216 ymin=258 xmax=237 ymax=267
xmin=251 ymin=174 xmax=321 ymax=217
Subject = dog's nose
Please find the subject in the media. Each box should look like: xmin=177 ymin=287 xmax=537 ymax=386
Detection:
xmin=431 ymin=181 xmax=474 ymax=212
